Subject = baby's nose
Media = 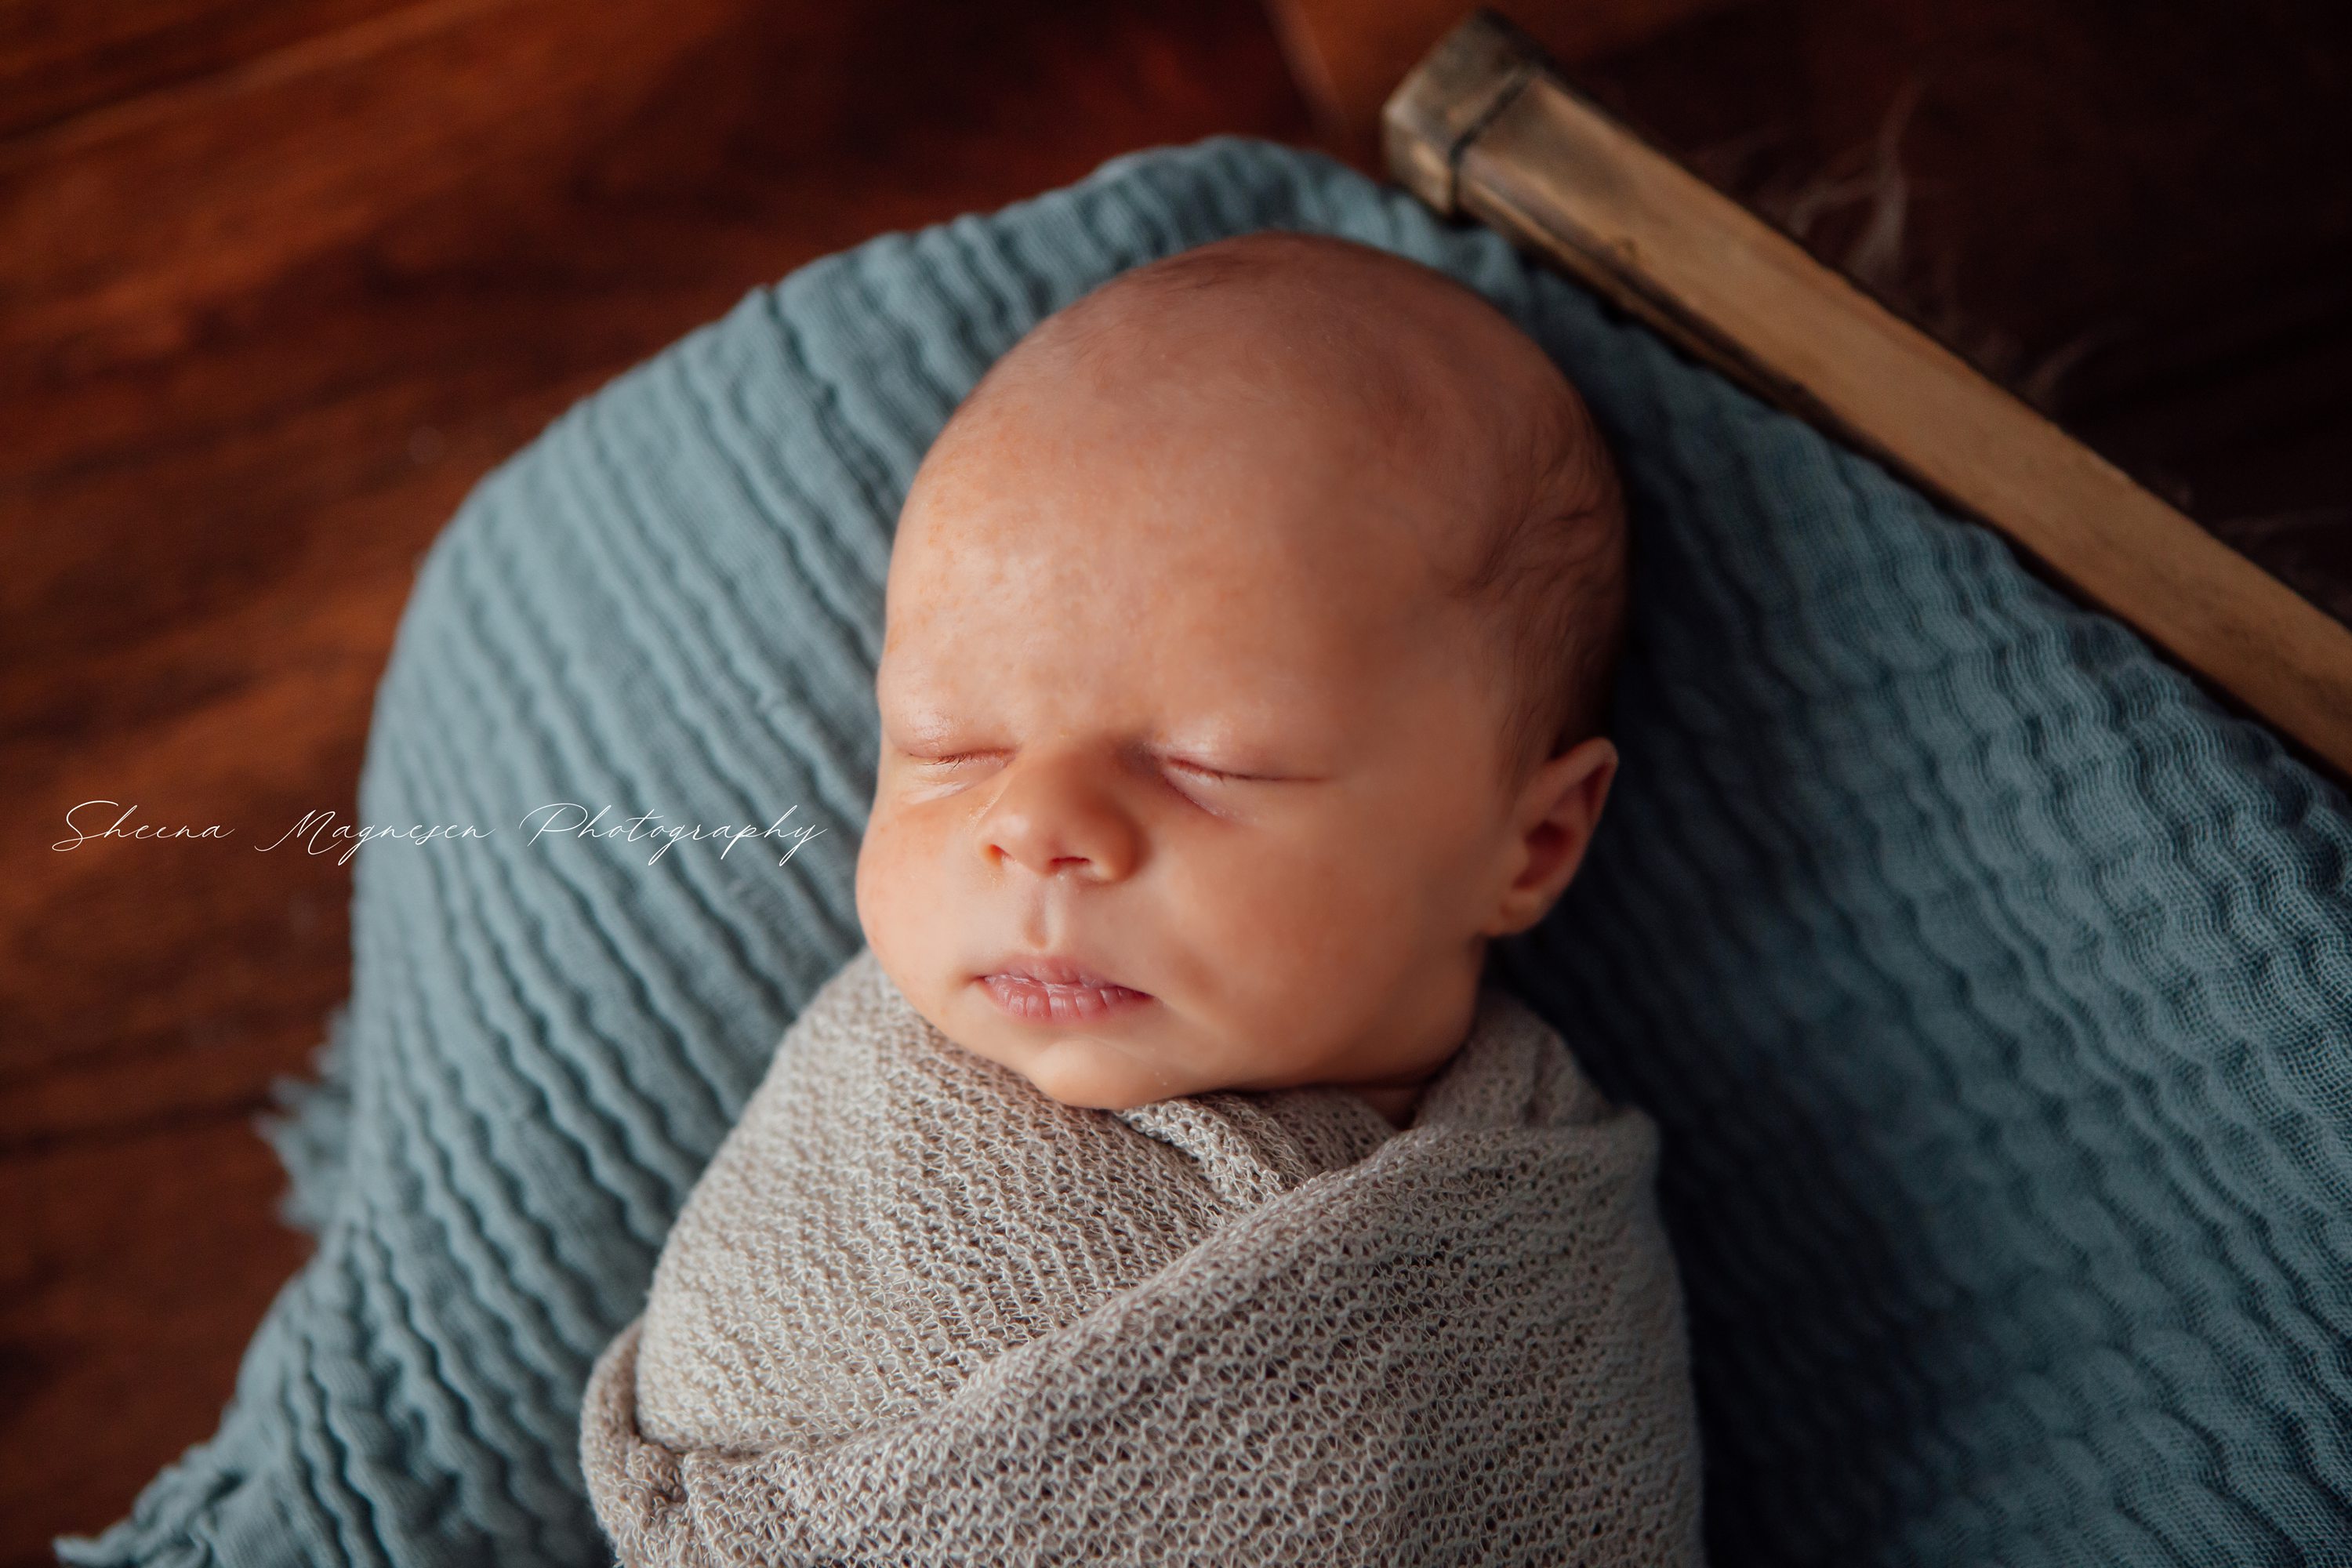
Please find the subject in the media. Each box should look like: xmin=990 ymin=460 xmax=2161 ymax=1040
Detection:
xmin=975 ymin=753 xmax=1143 ymax=883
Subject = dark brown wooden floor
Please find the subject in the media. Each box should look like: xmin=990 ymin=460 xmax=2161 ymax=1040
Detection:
xmin=3 ymin=2 xmax=2345 ymax=1563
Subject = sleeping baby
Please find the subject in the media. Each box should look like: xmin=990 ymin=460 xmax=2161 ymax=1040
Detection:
xmin=580 ymin=230 xmax=1704 ymax=1566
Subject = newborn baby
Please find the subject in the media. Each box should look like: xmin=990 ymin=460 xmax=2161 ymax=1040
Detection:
xmin=859 ymin=228 xmax=1628 ymax=1129
xmin=580 ymin=231 xmax=1701 ymax=1566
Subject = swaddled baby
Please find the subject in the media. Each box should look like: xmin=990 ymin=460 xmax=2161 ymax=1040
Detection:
xmin=581 ymin=232 xmax=1703 ymax=1566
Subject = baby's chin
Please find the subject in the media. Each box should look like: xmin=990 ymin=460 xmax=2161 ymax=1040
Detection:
xmin=938 ymin=995 xmax=1196 ymax=1112
xmin=1022 ymin=1033 xmax=1196 ymax=1112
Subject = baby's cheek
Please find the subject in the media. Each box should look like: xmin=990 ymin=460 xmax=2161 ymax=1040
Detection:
xmin=852 ymin=806 xmax=928 ymax=954
xmin=1209 ymin=832 xmax=1395 ymax=987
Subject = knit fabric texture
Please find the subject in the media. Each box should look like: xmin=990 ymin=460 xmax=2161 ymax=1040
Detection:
xmin=57 ymin=136 xmax=2352 ymax=1567
xmin=579 ymin=947 xmax=1702 ymax=1566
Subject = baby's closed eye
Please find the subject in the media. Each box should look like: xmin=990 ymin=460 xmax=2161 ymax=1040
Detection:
xmin=1163 ymin=757 xmax=1279 ymax=784
xmin=902 ymin=743 xmax=1295 ymax=784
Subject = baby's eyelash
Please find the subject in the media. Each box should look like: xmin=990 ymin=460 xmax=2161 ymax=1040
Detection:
xmin=1166 ymin=757 xmax=1288 ymax=785
xmin=906 ymin=749 xmax=1272 ymax=783
xmin=900 ymin=746 xmax=1003 ymax=768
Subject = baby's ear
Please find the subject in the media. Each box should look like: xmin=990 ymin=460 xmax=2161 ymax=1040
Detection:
xmin=1483 ymin=736 xmax=1618 ymax=937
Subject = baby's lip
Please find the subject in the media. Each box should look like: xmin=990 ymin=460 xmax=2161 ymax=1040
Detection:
xmin=975 ymin=952 xmax=1144 ymax=993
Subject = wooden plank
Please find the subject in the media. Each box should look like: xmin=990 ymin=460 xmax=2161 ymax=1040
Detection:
xmin=1385 ymin=9 xmax=2352 ymax=782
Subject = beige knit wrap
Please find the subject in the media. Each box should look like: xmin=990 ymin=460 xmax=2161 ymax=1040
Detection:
xmin=579 ymin=946 xmax=1704 ymax=1566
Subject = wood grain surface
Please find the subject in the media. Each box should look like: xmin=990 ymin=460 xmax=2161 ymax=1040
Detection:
xmin=2 ymin=1 xmax=2345 ymax=1563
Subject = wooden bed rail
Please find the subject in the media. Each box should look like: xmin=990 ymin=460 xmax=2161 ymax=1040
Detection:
xmin=1385 ymin=10 xmax=2352 ymax=783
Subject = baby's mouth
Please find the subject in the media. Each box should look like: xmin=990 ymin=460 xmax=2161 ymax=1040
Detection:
xmin=975 ymin=957 xmax=1152 ymax=1024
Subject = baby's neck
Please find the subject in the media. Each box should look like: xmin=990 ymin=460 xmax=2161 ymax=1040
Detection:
xmin=1352 ymin=1080 xmax=1426 ymax=1131
xmin=1345 ymin=1022 xmax=1474 ymax=1131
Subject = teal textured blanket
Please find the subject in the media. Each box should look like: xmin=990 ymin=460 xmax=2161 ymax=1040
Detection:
xmin=61 ymin=136 xmax=2352 ymax=1567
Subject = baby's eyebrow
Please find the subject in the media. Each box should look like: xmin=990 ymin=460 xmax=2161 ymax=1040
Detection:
xmin=876 ymin=695 xmax=965 ymax=743
xmin=895 ymin=713 xmax=957 ymax=742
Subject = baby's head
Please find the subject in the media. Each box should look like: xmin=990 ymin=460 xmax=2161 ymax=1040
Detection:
xmin=855 ymin=231 xmax=1627 ymax=1124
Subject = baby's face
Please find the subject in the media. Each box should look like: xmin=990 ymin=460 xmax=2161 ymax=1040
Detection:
xmin=855 ymin=251 xmax=1611 ymax=1116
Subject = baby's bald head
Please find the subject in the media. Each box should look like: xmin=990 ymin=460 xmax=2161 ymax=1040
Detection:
xmin=919 ymin=230 xmax=1628 ymax=793
xmin=869 ymin=233 xmax=1629 ymax=1114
